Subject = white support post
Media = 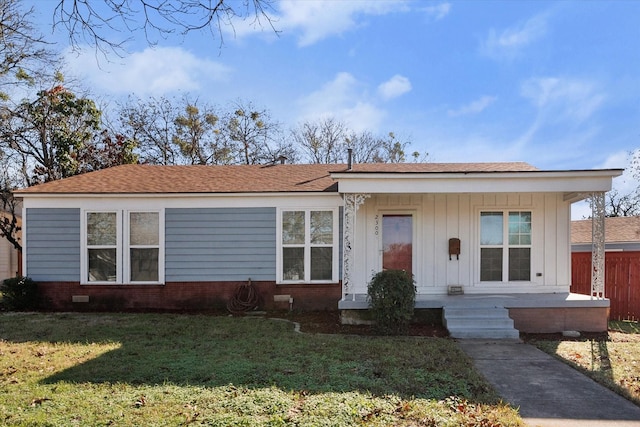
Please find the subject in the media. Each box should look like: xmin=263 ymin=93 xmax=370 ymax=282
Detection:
xmin=342 ymin=193 xmax=370 ymax=300
xmin=590 ymin=191 xmax=605 ymax=299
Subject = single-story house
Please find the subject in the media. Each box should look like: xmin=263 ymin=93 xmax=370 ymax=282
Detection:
xmin=15 ymin=161 xmax=622 ymax=337
xmin=0 ymin=211 xmax=21 ymax=282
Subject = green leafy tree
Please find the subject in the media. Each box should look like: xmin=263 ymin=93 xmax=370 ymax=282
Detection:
xmin=173 ymin=103 xmax=231 ymax=165
xmin=380 ymin=132 xmax=410 ymax=163
xmin=0 ymin=81 xmax=101 ymax=184
xmin=76 ymin=130 xmax=138 ymax=173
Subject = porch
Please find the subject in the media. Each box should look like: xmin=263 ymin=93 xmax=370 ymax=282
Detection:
xmin=339 ymin=292 xmax=610 ymax=334
xmin=339 ymin=291 xmax=608 ymax=309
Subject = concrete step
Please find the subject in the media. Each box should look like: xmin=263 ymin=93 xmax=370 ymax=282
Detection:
xmin=443 ymin=306 xmax=520 ymax=340
xmin=445 ymin=317 xmax=514 ymax=329
xmin=444 ymin=307 xmax=510 ymax=318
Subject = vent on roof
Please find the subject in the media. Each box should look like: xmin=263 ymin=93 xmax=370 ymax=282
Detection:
xmin=278 ymin=155 xmax=287 ymax=165
xmin=347 ymin=148 xmax=353 ymax=170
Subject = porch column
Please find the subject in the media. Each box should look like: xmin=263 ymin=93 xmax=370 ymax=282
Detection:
xmin=342 ymin=193 xmax=370 ymax=300
xmin=590 ymin=191 xmax=605 ymax=299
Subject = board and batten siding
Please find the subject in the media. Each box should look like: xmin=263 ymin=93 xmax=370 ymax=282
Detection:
xmin=352 ymin=193 xmax=571 ymax=295
xmin=25 ymin=208 xmax=81 ymax=282
xmin=165 ymin=207 xmax=277 ymax=282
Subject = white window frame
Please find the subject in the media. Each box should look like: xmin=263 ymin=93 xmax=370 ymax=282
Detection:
xmin=81 ymin=209 xmax=164 ymax=285
xmin=479 ymin=210 xmax=532 ymax=283
xmin=276 ymin=207 xmax=339 ymax=284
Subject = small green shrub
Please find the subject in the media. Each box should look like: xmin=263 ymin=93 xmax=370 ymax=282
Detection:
xmin=1 ymin=276 xmax=38 ymax=311
xmin=367 ymin=269 xmax=416 ymax=335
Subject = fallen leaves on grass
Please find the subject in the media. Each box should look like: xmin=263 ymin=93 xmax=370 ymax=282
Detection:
xmin=30 ymin=397 xmax=50 ymax=406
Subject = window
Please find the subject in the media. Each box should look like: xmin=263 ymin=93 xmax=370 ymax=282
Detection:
xmin=128 ymin=212 xmax=160 ymax=282
xmin=480 ymin=211 xmax=531 ymax=282
xmin=83 ymin=210 xmax=163 ymax=284
xmin=279 ymin=209 xmax=338 ymax=283
xmin=87 ymin=212 xmax=118 ymax=282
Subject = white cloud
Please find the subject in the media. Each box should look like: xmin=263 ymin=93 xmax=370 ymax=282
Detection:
xmin=447 ymin=95 xmax=496 ymax=117
xmin=297 ymin=72 xmax=386 ymax=132
xmin=520 ymin=77 xmax=605 ymax=123
xmin=421 ymin=3 xmax=451 ymax=21
xmin=480 ymin=13 xmax=548 ymax=59
xmin=377 ymin=75 xmax=412 ymax=100
xmin=276 ymin=0 xmax=408 ymax=46
xmin=63 ymin=46 xmax=231 ymax=96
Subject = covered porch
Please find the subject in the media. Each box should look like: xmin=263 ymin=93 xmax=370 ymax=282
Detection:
xmin=330 ymin=164 xmax=621 ymax=335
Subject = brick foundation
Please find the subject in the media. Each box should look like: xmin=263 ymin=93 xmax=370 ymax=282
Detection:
xmin=509 ymin=307 xmax=609 ymax=333
xmin=36 ymin=281 xmax=341 ymax=312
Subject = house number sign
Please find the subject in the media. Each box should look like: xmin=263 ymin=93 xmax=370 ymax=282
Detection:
xmin=374 ymin=214 xmax=379 ymax=236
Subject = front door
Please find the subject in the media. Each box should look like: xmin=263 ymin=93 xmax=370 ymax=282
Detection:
xmin=382 ymin=214 xmax=413 ymax=275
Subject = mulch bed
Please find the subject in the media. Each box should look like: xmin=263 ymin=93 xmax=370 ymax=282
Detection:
xmin=272 ymin=311 xmax=620 ymax=341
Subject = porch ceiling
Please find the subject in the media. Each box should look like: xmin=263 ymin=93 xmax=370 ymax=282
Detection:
xmin=332 ymin=169 xmax=622 ymax=195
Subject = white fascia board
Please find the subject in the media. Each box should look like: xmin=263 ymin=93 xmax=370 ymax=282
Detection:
xmin=20 ymin=192 xmax=344 ymax=210
xmin=333 ymin=170 xmax=622 ymax=194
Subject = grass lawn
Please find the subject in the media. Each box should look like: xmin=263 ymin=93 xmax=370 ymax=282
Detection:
xmin=527 ymin=320 xmax=640 ymax=407
xmin=0 ymin=312 xmax=522 ymax=426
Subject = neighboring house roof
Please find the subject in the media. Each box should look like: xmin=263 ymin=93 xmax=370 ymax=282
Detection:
xmin=14 ymin=162 xmax=544 ymax=195
xmin=572 ymin=216 xmax=640 ymax=244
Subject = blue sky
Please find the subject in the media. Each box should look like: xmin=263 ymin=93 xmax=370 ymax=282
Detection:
xmin=25 ymin=0 xmax=640 ymax=215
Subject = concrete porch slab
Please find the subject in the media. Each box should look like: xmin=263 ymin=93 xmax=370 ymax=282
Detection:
xmin=338 ymin=292 xmax=609 ymax=310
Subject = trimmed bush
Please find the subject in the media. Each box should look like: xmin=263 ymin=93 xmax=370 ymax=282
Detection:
xmin=367 ymin=269 xmax=416 ymax=335
xmin=1 ymin=276 xmax=38 ymax=311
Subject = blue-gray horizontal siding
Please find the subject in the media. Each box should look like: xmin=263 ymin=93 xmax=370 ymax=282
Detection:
xmin=26 ymin=208 xmax=80 ymax=282
xmin=165 ymin=207 xmax=277 ymax=281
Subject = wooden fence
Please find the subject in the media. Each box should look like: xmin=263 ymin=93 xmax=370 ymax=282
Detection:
xmin=572 ymin=251 xmax=640 ymax=321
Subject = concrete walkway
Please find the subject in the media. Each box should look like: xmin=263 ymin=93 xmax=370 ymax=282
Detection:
xmin=457 ymin=340 xmax=640 ymax=427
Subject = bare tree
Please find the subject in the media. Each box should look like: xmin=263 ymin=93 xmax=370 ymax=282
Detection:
xmin=52 ymin=0 xmax=277 ymax=56
xmin=344 ymin=130 xmax=383 ymax=163
xmin=224 ymin=100 xmax=288 ymax=164
xmin=291 ymin=118 xmax=347 ymax=164
xmin=118 ymin=95 xmax=181 ymax=165
xmin=0 ymin=0 xmax=56 ymax=98
xmin=292 ymin=118 xmax=420 ymax=164
xmin=605 ymin=189 xmax=640 ymax=217
xmin=595 ymin=149 xmax=640 ymax=218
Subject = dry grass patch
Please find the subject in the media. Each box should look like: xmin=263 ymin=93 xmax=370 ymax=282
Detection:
xmin=528 ymin=320 xmax=640 ymax=406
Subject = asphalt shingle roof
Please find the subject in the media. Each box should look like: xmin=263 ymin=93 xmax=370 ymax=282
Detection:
xmin=572 ymin=216 xmax=640 ymax=244
xmin=15 ymin=162 xmax=540 ymax=195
